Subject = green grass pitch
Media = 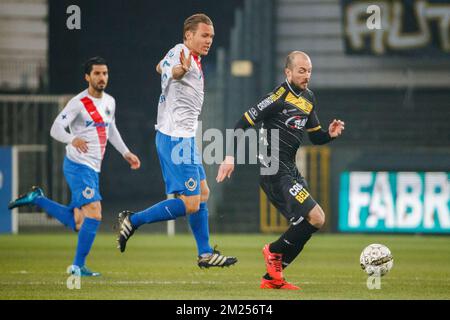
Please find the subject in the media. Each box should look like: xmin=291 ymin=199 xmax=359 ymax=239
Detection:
xmin=0 ymin=233 xmax=449 ymax=300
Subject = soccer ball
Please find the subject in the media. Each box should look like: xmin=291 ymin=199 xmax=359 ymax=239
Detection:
xmin=360 ymin=244 xmax=393 ymax=276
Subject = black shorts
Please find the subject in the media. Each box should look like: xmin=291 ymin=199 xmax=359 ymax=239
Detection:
xmin=260 ymin=170 xmax=317 ymax=223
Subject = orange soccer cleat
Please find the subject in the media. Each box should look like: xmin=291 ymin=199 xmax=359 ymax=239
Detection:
xmin=260 ymin=278 xmax=301 ymax=290
xmin=262 ymin=244 xmax=284 ymax=280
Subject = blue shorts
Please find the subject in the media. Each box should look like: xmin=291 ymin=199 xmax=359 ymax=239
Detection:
xmin=156 ymin=131 xmax=206 ymax=196
xmin=63 ymin=157 xmax=102 ymax=209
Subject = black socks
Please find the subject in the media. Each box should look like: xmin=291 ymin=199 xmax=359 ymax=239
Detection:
xmin=269 ymin=218 xmax=319 ymax=269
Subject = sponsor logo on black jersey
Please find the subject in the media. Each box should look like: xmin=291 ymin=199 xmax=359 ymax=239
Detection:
xmin=289 ymin=182 xmax=310 ymax=204
xmin=256 ymin=86 xmax=286 ymax=111
xmin=257 ymin=96 xmax=274 ymax=111
xmin=285 ymin=116 xmax=307 ymax=130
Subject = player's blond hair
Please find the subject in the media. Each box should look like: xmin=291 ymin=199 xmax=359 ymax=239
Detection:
xmin=183 ymin=13 xmax=213 ymax=40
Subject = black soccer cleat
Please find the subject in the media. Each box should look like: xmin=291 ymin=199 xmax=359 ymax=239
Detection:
xmin=197 ymin=246 xmax=238 ymax=269
xmin=115 ymin=210 xmax=136 ymax=253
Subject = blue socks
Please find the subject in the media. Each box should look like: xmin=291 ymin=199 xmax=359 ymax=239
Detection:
xmin=130 ymin=198 xmax=186 ymax=228
xmin=129 ymin=199 xmax=213 ymax=256
xmin=34 ymin=196 xmax=76 ymax=231
xmin=188 ymin=203 xmax=213 ymax=256
xmin=33 ymin=196 xmax=100 ymax=268
xmin=73 ymin=217 xmax=100 ymax=267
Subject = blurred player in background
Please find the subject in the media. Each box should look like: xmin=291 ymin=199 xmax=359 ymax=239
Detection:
xmin=217 ymin=51 xmax=345 ymax=289
xmin=8 ymin=56 xmax=141 ymax=276
xmin=116 ymin=14 xmax=237 ymax=268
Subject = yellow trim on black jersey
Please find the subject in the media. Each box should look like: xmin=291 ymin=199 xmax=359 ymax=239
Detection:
xmin=285 ymin=92 xmax=313 ymax=114
xmin=306 ymin=125 xmax=321 ymax=133
xmin=244 ymin=112 xmax=255 ymax=126
xmin=269 ymin=86 xmax=286 ymax=102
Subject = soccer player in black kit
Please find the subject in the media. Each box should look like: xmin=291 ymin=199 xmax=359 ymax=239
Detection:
xmin=217 ymin=51 xmax=345 ymax=290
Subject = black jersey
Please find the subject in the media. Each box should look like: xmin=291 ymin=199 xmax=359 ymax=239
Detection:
xmin=229 ymin=80 xmax=333 ymax=174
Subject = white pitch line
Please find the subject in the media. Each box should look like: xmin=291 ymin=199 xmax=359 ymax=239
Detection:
xmin=0 ymin=280 xmax=253 ymax=286
xmin=3 ymin=280 xmax=447 ymax=286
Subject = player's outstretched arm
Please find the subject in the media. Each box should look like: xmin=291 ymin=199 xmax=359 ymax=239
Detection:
xmin=217 ymin=90 xmax=284 ymax=183
xmin=216 ymin=156 xmax=235 ymax=183
xmin=216 ymin=116 xmax=252 ymax=183
xmin=307 ymin=104 xmax=344 ymax=144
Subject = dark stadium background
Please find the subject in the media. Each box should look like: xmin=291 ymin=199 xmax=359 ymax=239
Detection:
xmin=1 ymin=0 xmax=449 ymax=234
xmin=48 ymin=0 xmax=245 ymax=231
xmin=1 ymin=0 xmax=449 ymax=301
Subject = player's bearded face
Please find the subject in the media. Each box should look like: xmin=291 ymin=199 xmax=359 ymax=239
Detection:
xmin=87 ymin=65 xmax=108 ymax=92
xmin=188 ymin=23 xmax=214 ymax=56
xmin=287 ymin=57 xmax=312 ymax=90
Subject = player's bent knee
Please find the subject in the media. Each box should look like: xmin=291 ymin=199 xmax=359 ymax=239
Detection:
xmin=200 ymin=181 xmax=210 ymax=202
xmin=307 ymin=205 xmax=325 ymax=229
xmin=88 ymin=212 xmax=102 ymax=221
xmin=75 ymin=215 xmax=84 ymax=231
xmin=201 ymin=188 xmax=210 ymax=202
xmin=73 ymin=208 xmax=84 ymax=231
xmin=184 ymin=197 xmax=200 ymax=214
xmin=75 ymin=221 xmax=83 ymax=232
xmin=82 ymin=202 xmax=102 ymax=221
xmin=179 ymin=195 xmax=201 ymax=214
xmin=185 ymin=203 xmax=201 ymax=215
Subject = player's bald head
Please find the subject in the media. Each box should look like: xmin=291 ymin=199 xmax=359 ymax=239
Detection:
xmin=285 ymin=51 xmax=311 ymax=70
xmin=284 ymin=51 xmax=312 ymax=90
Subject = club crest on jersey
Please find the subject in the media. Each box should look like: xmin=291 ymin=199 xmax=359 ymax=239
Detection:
xmin=185 ymin=178 xmax=197 ymax=192
xmin=285 ymin=116 xmax=307 ymax=130
xmin=82 ymin=187 xmax=95 ymax=199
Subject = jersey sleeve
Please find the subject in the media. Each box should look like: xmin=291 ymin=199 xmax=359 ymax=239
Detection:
xmin=239 ymin=85 xmax=287 ymax=129
xmin=225 ymin=86 xmax=287 ymax=157
xmin=305 ymin=108 xmax=322 ymax=133
xmin=306 ymin=94 xmax=334 ymax=145
xmin=50 ymin=98 xmax=83 ymax=144
xmin=108 ymin=118 xmax=130 ymax=157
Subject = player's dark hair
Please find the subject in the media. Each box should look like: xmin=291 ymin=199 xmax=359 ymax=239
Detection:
xmin=183 ymin=13 xmax=213 ymax=40
xmin=84 ymin=56 xmax=108 ymax=75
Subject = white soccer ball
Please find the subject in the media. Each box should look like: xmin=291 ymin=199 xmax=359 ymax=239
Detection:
xmin=360 ymin=243 xmax=393 ymax=276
